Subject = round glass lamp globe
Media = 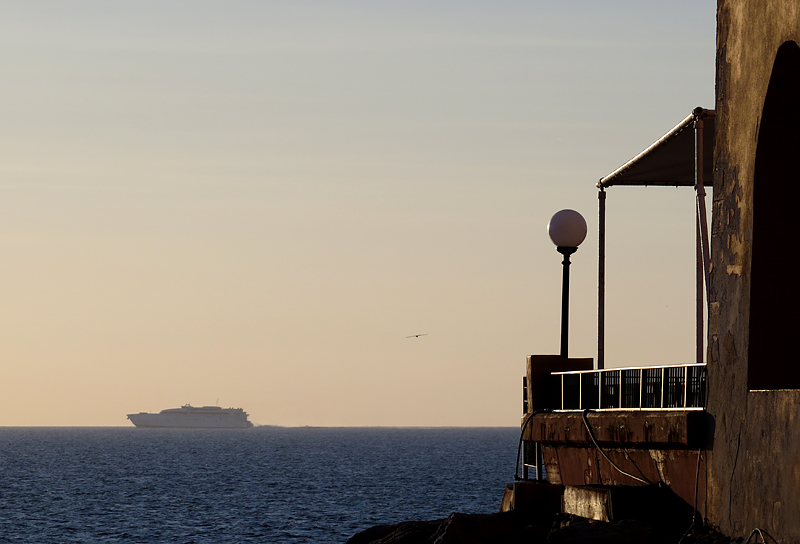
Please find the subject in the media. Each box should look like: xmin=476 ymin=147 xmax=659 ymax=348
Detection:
xmin=547 ymin=209 xmax=587 ymax=247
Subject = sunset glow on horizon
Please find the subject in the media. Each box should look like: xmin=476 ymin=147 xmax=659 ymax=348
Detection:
xmin=0 ymin=0 xmax=716 ymax=426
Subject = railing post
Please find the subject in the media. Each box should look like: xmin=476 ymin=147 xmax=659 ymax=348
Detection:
xmin=598 ymin=371 xmax=601 ymax=410
xmin=523 ymin=376 xmax=528 ymax=414
xmin=661 ymin=368 xmax=665 ymax=408
xmin=639 ymin=368 xmax=643 ymax=410
xmin=683 ymin=366 xmax=689 ymax=408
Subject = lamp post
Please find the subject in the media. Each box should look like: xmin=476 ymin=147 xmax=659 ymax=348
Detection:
xmin=547 ymin=209 xmax=587 ymax=359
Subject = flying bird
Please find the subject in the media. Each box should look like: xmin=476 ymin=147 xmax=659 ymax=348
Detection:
xmin=406 ymin=334 xmax=428 ymax=338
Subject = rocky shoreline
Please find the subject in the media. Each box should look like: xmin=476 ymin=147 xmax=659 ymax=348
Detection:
xmin=345 ymin=511 xmax=735 ymax=544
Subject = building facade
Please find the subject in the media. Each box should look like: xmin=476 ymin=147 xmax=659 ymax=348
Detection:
xmin=708 ymin=0 xmax=800 ymax=539
xmin=518 ymin=2 xmax=800 ymax=541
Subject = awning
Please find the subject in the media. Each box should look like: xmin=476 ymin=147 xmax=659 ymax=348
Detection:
xmin=595 ymin=107 xmax=714 ymax=371
xmin=597 ymin=108 xmax=715 ymax=188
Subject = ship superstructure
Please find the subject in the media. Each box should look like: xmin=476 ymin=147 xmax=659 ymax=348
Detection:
xmin=127 ymin=404 xmax=253 ymax=428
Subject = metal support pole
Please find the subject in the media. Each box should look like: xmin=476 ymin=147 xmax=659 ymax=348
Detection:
xmin=558 ymin=246 xmax=577 ymax=359
xmin=598 ymin=188 xmax=606 ymax=370
xmin=536 ymin=443 xmax=543 ymax=481
xmin=695 ymin=116 xmax=712 ymax=300
xmin=697 ymin=184 xmax=711 ymax=299
xmin=695 ymin=111 xmax=712 ymax=363
xmin=696 ymin=216 xmax=704 ymax=363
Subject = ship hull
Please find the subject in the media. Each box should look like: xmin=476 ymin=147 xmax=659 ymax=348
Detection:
xmin=127 ymin=406 xmax=254 ymax=428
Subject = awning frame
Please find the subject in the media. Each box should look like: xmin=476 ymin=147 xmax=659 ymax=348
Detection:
xmin=596 ymin=107 xmax=715 ymax=370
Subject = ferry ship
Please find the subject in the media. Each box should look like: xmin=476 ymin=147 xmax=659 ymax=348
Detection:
xmin=127 ymin=404 xmax=254 ymax=428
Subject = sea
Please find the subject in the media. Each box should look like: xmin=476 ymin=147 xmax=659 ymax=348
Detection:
xmin=0 ymin=426 xmax=521 ymax=543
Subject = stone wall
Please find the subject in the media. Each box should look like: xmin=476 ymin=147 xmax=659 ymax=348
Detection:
xmin=708 ymin=1 xmax=800 ymax=540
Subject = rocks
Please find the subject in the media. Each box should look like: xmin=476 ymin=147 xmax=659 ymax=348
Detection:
xmin=345 ymin=512 xmax=735 ymax=544
xmin=345 ymin=519 xmax=443 ymax=544
xmin=548 ymin=515 xmax=668 ymax=544
xmin=345 ymin=512 xmax=546 ymax=544
xmin=430 ymin=512 xmax=549 ymax=544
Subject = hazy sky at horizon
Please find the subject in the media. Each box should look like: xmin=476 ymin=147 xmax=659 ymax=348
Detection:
xmin=1 ymin=1 xmax=717 ymax=426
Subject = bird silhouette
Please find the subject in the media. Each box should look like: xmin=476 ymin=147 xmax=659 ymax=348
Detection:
xmin=406 ymin=334 xmax=428 ymax=338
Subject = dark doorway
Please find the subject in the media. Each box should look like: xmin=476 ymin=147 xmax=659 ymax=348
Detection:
xmin=749 ymin=41 xmax=800 ymax=390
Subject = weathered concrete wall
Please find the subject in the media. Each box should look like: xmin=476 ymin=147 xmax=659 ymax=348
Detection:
xmin=708 ymin=0 xmax=800 ymax=539
xmin=525 ymin=412 xmax=707 ymax=448
xmin=524 ymin=411 xmax=707 ymax=510
xmin=541 ymin=445 xmax=705 ymax=513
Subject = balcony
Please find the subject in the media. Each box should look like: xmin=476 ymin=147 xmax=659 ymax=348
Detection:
xmin=520 ymin=360 xmax=710 ymax=495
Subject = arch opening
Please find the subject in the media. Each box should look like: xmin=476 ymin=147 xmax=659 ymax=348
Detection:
xmin=748 ymin=41 xmax=800 ymax=390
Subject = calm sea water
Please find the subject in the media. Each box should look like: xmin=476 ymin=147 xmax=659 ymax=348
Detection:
xmin=0 ymin=427 xmax=520 ymax=543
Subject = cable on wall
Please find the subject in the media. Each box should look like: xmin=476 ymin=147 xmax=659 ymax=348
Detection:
xmin=581 ymin=409 xmax=652 ymax=485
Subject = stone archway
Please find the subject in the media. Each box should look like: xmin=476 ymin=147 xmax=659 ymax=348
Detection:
xmin=748 ymin=41 xmax=800 ymax=390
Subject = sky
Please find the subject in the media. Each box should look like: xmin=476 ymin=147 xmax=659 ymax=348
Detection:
xmin=0 ymin=1 xmax=717 ymax=426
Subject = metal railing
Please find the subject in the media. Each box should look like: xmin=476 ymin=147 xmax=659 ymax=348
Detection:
xmin=551 ymin=363 xmax=706 ymax=411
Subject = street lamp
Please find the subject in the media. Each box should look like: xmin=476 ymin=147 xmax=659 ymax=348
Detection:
xmin=547 ymin=209 xmax=587 ymax=359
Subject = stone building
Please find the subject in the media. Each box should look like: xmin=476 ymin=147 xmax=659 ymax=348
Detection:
xmin=516 ymin=1 xmax=800 ymax=542
xmin=708 ymin=0 xmax=800 ymax=539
